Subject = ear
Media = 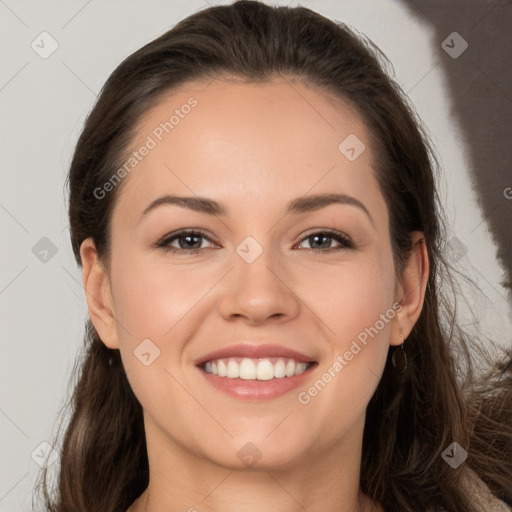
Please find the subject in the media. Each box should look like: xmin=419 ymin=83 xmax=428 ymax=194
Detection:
xmin=80 ymin=238 xmax=120 ymax=349
xmin=391 ymin=231 xmax=429 ymax=346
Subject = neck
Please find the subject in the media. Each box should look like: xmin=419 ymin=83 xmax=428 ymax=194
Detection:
xmin=128 ymin=412 xmax=382 ymax=512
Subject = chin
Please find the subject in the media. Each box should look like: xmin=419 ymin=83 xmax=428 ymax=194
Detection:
xmin=199 ymin=435 xmax=312 ymax=472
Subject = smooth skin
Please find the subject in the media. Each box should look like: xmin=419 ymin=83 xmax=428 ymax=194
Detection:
xmin=80 ymin=77 xmax=428 ymax=512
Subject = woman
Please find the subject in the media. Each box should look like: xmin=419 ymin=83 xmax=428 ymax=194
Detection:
xmin=36 ymin=1 xmax=512 ymax=511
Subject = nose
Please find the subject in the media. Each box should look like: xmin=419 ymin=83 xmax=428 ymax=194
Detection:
xmin=217 ymin=241 xmax=301 ymax=326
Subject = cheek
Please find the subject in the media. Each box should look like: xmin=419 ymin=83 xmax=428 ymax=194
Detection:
xmin=336 ymin=268 xmax=396 ymax=349
xmin=301 ymin=250 xmax=396 ymax=344
xmin=108 ymin=255 xmax=207 ymax=428
xmin=107 ymin=254 xmax=205 ymax=396
xmin=299 ymin=249 xmax=395 ymax=408
xmin=294 ymin=293 xmax=395 ymax=444
xmin=110 ymin=254 xmax=210 ymax=342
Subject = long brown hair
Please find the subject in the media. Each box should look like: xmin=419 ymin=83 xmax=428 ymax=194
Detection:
xmin=35 ymin=1 xmax=512 ymax=510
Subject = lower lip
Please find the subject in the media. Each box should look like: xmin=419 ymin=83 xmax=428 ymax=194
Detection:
xmin=198 ymin=364 xmax=317 ymax=400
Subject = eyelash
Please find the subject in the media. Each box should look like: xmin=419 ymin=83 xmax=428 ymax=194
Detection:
xmin=154 ymin=228 xmax=354 ymax=255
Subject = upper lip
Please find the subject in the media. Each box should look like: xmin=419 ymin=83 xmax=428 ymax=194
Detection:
xmin=194 ymin=343 xmax=317 ymax=366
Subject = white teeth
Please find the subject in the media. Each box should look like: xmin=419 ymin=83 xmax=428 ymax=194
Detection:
xmin=217 ymin=359 xmax=227 ymax=377
xmin=226 ymin=360 xmax=239 ymax=378
xmin=286 ymin=360 xmax=295 ymax=377
xmin=203 ymin=357 xmax=311 ymax=380
xmin=256 ymin=359 xmax=274 ymax=380
xmin=239 ymin=358 xmax=257 ymax=380
xmin=274 ymin=359 xmax=286 ymax=378
xmin=295 ymin=362 xmax=307 ymax=375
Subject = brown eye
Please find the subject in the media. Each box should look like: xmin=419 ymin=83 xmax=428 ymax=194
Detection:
xmin=156 ymin=229 xmax=215 ymax=254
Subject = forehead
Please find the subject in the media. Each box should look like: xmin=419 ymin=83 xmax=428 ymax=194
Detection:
xmin=113 ymin=78 xmax=386 ymax=224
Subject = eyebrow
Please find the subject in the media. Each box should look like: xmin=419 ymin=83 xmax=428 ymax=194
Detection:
xmin=141 ymin=192 xmax=374 ymax=226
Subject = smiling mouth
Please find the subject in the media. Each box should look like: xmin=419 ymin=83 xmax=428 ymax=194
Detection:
xmin=199 ymin=357 xmax=317 ymax=381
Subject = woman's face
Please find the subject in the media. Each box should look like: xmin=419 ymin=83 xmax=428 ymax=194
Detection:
xmin=87 ymin=78 xmax=407 ymax=471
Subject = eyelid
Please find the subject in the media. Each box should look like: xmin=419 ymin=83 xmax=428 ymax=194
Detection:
xmin=297 ymin=227 xmax=353 ymax=244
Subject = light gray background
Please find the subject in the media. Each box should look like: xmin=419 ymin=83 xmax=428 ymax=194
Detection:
xmin=1 ymin=1 xmax=511 ymax=510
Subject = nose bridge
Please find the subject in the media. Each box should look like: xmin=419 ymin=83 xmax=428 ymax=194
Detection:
xmin=217 ymin=234 xmax=300 ymax=323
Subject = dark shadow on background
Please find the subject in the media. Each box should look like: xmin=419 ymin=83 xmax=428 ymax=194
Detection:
xmin=397 ymin=0 xmax=511 ymax=306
